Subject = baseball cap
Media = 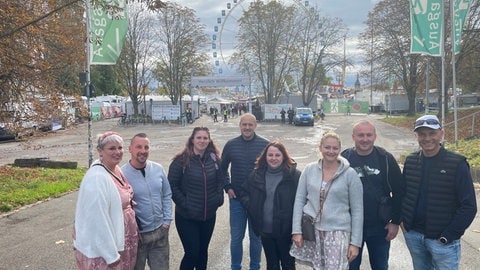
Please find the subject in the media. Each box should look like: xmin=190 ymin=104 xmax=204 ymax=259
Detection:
xmin=413 ymin=115 xmax=441 ymax=131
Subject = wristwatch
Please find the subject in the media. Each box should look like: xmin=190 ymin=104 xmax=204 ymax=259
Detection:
xmin=439 ymin=236 xmax=448 ymax=244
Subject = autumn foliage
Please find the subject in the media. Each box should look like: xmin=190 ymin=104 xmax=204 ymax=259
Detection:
xmin=0 ymin=1 xmax=85 ymax=130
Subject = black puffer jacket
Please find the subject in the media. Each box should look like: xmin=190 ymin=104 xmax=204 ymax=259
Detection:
xmin=238 ymin=165 xmax=301 ymax=238
xmin=402 ymin=147 xmax=476 ymax=240
xmin=168 ymin=152 xmax=225 ymax=221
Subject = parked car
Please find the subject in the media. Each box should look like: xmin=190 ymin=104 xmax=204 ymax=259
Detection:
xmin=0 ymin=127 xmax=15 ymax=141
xmin=293 ymin=107 xmax=314 ymax=126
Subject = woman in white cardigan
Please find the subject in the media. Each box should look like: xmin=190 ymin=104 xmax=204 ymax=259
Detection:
xmin=74 ymin=132 xmax=138 ymax=269
xmin=290 ymin=130 xmax=363 ymax=270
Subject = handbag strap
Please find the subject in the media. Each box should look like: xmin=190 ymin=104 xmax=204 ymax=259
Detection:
xmin=312 ymin=172 xmax=336 ymax=223
xmin=93 ymin=163 xmax=126 ymax=186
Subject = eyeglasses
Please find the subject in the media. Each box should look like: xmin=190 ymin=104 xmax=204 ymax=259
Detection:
xmin=415 ymin=119 xmax=440 ymax=126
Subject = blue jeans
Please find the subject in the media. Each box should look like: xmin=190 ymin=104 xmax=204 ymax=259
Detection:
xmin=230 ymin=198 xmax=262 ymax=270
xmin=349 ymin=223 xmax=390 ymax=270
xmin=403 ymin=230 xmax=460 ymax=270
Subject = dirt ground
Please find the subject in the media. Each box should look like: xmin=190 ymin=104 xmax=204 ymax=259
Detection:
xmin=0 ymin=113 xmax=417 ymax=170
xmin=1 ymin=113 xmax=480 ymax=270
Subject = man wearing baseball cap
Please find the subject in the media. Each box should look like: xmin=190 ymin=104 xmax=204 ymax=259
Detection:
xmin=401 ymin=115 xmax=477 ymax=269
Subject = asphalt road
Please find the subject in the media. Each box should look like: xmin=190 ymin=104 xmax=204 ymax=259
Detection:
xmin=0 ymin=113 xmax=478 ymax=269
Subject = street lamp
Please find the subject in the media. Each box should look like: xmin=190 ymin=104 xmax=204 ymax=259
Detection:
xmin=370 ymin=16 xmax=374 ymax=112
xmin=248 ymin=79 xmax=252 ymax=114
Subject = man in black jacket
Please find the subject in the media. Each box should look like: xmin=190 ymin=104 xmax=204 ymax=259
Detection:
xmin=402 ymin=115 xmax=477 ymax=269
xmin=342 ymin=120 xmax=404 ymax=270
xmin=221 ymin=113 xmax=269 ymax=270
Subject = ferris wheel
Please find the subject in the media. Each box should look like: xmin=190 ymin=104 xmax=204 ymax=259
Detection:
xmin=211 ymin=0 xmax=313 ymax=75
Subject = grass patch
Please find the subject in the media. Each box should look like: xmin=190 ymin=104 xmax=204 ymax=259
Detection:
xmin=448 ymin=140 xmax=480 ymax=168
xmin=0 ymin=166 xmax=86 ymax=213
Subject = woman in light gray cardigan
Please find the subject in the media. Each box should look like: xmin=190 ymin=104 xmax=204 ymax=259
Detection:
xmin=290 ymin=130 xmax=363 ymax=270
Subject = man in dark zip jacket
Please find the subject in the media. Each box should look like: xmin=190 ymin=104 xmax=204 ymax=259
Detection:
xmin=402 ymin=115 xmax=477 ymax=270
xmin=221 ymin=113 xmax=269 ymax=270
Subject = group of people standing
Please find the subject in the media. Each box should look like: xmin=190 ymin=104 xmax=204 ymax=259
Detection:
xmin=210 ymin=105 xmax=247 ymax=123
xmin=73 ymin=112 xmax=477 ymax=270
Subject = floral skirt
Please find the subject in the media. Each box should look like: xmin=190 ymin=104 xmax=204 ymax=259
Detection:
xmin=289 ymin=230 xmax=350 ymax=270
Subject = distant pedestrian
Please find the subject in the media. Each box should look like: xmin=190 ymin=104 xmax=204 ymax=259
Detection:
xmin=287 ymin=108 xmax=294 ymax=125
xmin=280 ymin=109 xmax=286 ymax=124
xmin=213 ymin=109 xmax=218 ymax=123
xmin=122 ymin=133 xmax=172 ymax=270
xmin=401 ymin=115 xmax=477 ymax=270
xmin=319 ymin=109 xmax=325 ymax=121
xmin=223 ymin=108 xmax=228 ymax=122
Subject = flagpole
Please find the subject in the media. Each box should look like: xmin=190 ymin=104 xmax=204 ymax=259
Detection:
xmin=425 ymin=58 xmax=430 ymax=114
xmin=440 ymin=1 xmax=446 ymax=133
xmin=451 ymin=0 xmax=458 ymax=147
xmin=85 ymin=0 xmax=93 ymax=167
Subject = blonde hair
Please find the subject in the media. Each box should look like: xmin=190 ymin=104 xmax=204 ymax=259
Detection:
xmin=320 ymin=130 xmax=341 ymax=148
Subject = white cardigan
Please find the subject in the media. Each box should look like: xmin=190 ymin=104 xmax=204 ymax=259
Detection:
xmin=74 ymin=161 xmax=124 ymax=264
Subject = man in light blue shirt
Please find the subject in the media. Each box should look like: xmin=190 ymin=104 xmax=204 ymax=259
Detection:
xmin=122 ymin=133 xmax=172 ymax=270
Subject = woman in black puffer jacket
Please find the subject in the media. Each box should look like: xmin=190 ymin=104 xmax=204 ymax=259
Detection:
xmin=168 ymin=127 xmax=225 ymax=270
xmin=237 ymin=141 xmax=301 ymax=270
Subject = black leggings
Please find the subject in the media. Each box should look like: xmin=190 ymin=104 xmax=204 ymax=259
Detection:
xmin=175 ymin=214 xmax=216 ymax=270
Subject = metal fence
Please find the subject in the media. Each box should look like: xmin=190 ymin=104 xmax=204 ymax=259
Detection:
xmin=443 ymin=110 xmax=480 ymax=142
xmin=442 ymin=110 xmax=480 ymax=184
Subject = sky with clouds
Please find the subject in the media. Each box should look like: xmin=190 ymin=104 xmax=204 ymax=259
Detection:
xmin=174 ymin=0 xmax=380 ymax=86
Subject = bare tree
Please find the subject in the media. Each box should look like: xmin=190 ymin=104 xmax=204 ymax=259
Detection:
xmin=294 ymin=7 xmax=347 ymax=106
xmin=152 ymin=3 xmax=209 ymax=105
xmin=234 ymin=1 xmax=299 ymax=104
xmin=358 ymin=0 xmax=480 ymax=116
xmin=358 ymin=0 xmax=422 ymax=115
xmin=457 ymin=0 xmax=480 ymax=94
xmin=115 ymin=3 xmax=156 ymax=116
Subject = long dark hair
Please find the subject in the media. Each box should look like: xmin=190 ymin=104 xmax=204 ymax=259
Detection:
xmin=173 ymin=126 xmax=220 ymax=168
xmin=254 ymin=141 xmax=295 ymax=172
